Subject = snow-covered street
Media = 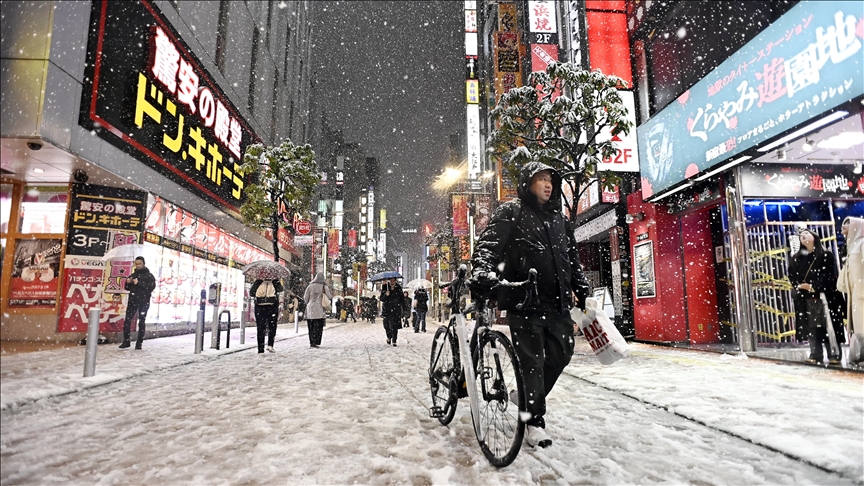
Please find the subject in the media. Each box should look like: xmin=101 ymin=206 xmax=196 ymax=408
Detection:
xmin=1 ymin=321 xmax=862 ymax=485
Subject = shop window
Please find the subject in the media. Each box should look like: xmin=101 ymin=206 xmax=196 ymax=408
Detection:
xmin=1 ymin=184 xmax=12 ymax=235
xmin=18 ymin=186 xmax=68 ymax=234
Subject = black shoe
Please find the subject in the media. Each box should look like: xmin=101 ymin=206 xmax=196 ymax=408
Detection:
xmin=119 ymin=342 xmax=130 ymax=349
xmin=387 ymin=339 xmax=391 ymax=345
xmin=414 ymin=330 xmax=419 ymax=333
xmin=392 ymin=342 xmax=397 ymax=347
xmin=135 ymin=343 xmax=142 ymax=350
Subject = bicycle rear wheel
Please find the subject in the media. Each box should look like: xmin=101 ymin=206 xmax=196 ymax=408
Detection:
xmin=474 ymin=330 xmax=525 ymax=467
xmin=429 ymin=325 xmax=459 ymax=425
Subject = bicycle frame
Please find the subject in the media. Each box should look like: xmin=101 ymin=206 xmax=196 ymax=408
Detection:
xmin=452 ymin=310 xmax=484 ymax=440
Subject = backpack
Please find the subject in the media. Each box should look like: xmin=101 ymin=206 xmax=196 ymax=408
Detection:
xmin=256 ymin=281 xmax=276 ymax=298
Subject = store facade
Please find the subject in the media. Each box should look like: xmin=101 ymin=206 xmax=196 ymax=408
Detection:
xmin=628 ymin=1 xmax=863 ymax=354
xmin=1 ymin=1 xmax=313 ymax=342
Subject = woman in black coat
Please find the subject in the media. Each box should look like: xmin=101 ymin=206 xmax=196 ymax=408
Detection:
xmin=788 ymin=230 xmax=842 ymax=364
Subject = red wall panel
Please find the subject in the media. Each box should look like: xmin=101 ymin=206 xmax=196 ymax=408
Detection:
xmin=586 ymin=11 xmax=633 ymax=87
xmin=681 ymin=211 xmax=720 ymax=344
xmin=627 ymin=193 xmax=686 ymax=342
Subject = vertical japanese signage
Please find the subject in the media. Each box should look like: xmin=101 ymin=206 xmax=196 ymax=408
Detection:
xmin=637 ymin=1 xmax=864 ymax=198
xmin=465 ymin=1 xmax=481 ymax=180
xmin=452 ymin=195 xmax=470 ymax=236
xmin=80 ymin=0 xmax=260 ymax=212
xmin=59 ymin=184 xmax=147 ymax=332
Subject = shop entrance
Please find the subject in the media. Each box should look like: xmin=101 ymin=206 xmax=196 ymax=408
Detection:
xmin=679 ymin=205 xmax=733 ymax=345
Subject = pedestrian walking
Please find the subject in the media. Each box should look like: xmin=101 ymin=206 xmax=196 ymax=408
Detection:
xmin=335 ymin=297 xmax=344 ymax=322
xmin=250 ymin=278 xmax=283 ymax=354
xmin=402 ymin=291 xmax=412 ymax=328
xmin=470 ymin=162 xmax=590 ymax=448
xmin=789 ymin=229 xmax=842 ymax=365
xmin=413 ymin=287 xmax=429 ymax=333
xmin=369 ymin=295 xmax=379 ymax=324
xmin=344 ymin=299 xmax=357 ymax=322
xmin=303 ymin=273 xmax=331 ymax=348
xmin=380 ymin=277 xmax=404 ymax=346
xmin=838 ymin=216 xmax=864 ymax=364
xmin=119 ymin=256 xmax=157 ymax=349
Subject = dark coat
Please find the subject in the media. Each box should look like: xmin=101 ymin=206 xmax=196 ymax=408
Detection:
xmin=380 ymin=282 xmax=404 ymax=317
xmin=414 ymin=288 xmax=429 ymax=313
xmin=471 ymin=161 xmax=589 ymax=314
xmin=250 ymin=279 xmax=283 ymax=307
xmin=789 ymin=247 xmax=845 ymax=344
xmin=402 ymin=294 xmax=412 ymax=318
xmin=125 ymin=267 xmax=156 ymax=306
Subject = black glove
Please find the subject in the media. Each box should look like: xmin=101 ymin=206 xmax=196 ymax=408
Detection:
xmin=469 ymin=271 xmax=498 ymax=299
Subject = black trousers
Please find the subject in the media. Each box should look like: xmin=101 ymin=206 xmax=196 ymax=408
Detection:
xmin=383 ymin=314 xmax=400 ymax=342
xmin=804 ymin=298 xmax=840 ymax=361
xmin=308 ymin=318 xmax=325 ymax=346
xmin=255 ymin=304 xmax=278 ymax=352
xmin=508 ymin=311 xmax=575 ymax=428
xmin=122 ymin=301 xmax=150 ymax=345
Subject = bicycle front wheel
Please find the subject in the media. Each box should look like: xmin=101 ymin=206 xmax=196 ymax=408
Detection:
xmin=474 ymin=330 xmax=525 ymax=467
xmin=429 ymin=325 xmax=459 ymax=425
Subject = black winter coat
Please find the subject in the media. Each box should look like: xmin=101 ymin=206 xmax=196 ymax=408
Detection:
xmin=471 ymin=162 xmax=589 ymax=315
xmin=125 ymin=267 xmax=156 ymax=306
xmin=414 ymin=289 xmax=429 ymax=313
xmin=380 ymin=282 xmax=404 ymax=317
xmin=788 ymin=248 xmax=846 ymax=343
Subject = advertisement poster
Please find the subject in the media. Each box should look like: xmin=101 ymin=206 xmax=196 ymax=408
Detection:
xmin=452 ymin=195 xmax=469 ymax=236
xmin=633 ymin=241 xmax=656 ymax=299
xmin=59 ymin=183 xmax=147 ymax=332
xmin=9 ymin=239 xmax=63 ymax=307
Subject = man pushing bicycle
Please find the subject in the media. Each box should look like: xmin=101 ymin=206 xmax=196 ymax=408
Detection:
xmin=470 ymin=162 xmax=590 ymax=448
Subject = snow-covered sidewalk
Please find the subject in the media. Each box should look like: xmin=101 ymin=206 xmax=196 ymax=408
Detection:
xmin=0 ymin=321 xmax=340 ymax=410
xmin=1 ymin=321 xmax=861 ymax=485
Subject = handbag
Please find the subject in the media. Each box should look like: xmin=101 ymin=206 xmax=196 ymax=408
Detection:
xmin=849 ymin=333 xmax=864 ymax=364
xmin=320 ymin=284 xmax=331 ymax=309
xmin=571 ymin=297 xmax=629 ymax=365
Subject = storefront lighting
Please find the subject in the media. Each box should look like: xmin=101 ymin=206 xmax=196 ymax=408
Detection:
xmin=695 ymin=156 xmax=751 ymax=182
xmin=32 ymin=168 xmax=44 ymax=173
xmin=802 ymin=138 xmax=815 ymax=151
xmin=757 ymin=110 xmax=849 ymax=153
xmin=855 ymin=162 xmax=863 ymax=175
xmin=776 ymin=147 xmax=787 ymax=161
xmin=650 ymin=181 xmax=694 ymax=202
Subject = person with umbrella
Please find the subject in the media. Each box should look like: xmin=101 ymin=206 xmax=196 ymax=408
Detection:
xmin=119 ymin=256 xmax=156 ymax=349
xmin=250 ymin=278 xmax=283 ymax=353
xmin=413 ymin=286 xmax=429 ymax=333
xmin=303 ymin=273 xmax=331 ymax=348
xmin=380 ymin=277 xmax=404 ymax=346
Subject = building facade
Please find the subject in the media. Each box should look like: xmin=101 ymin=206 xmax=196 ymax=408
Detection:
xmin=1 ymin=0 xmax=317 ymax=342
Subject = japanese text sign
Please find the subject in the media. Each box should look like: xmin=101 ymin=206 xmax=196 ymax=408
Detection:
xmin=80 ymin=0 xmax=260 ymax=212
xmin=637 ymin=1 xmax=863 ymax=198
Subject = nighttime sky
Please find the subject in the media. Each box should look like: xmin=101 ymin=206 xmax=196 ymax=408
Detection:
xmin=309 ymin=1 xmax=466 ymax=230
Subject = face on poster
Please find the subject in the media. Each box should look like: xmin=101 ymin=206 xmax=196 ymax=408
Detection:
xmin=9 ymin=239 xmax=63 ymax=307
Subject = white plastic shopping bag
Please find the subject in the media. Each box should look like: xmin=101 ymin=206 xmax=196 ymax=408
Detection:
xmin=571 ymin=297 xmax=629 ymax=365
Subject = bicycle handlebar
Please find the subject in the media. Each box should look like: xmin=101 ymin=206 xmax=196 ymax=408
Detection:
xmin=442 ymin=265 xmax=538 ymax=315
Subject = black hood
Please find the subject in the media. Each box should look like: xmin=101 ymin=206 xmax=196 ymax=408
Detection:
xmin=516 ymin=161 xmax=563 ymax=212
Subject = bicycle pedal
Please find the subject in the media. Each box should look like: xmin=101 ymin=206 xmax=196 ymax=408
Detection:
xmin=429 ymin=406 xmax=445 ymax=418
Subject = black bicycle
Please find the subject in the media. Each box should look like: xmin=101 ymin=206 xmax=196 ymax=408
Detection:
xmin=428 ymin=264 xmax=537 ymax=467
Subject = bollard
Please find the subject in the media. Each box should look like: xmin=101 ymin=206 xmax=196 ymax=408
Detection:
xmin=239 ymin=299 xmax=246 ymax=344
xmin=219 ymin=310 xmax=232 ymax=349
xmin=210 ymin=303 xmax=220 ymax=349
xmin=295 ymin=310 xmax=299 ymax=333
xmin=195 ymin=310 xmax=204 ymax=354
xmin=83 ymin=308 xmax=101 ymax=377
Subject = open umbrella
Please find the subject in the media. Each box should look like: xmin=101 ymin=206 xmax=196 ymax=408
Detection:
xmin=242 ymin=260 xmax=291 ymax=280
xmin=368 ymin=270 xmax=402 ymax=282
xmin=340 ymin=296 xmax=358 ymax=302
xmin=405 ymin=278 xmax=433 ymax=290
xmin=101 ymin=244 xmax=159 ymax=261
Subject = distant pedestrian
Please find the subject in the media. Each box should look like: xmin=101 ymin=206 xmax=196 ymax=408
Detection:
xmin=303 ymin=273 xmax=331 ymax=348
xmin=335 ymin=297 xmax=344 ymax=322
xmin=402 ymin=291 xmax=412 ymax=327
xmin=413 ymin=287 xmax=429 ymax=333
xmin=120 ymin=256 xmax=156 ymax=349
xmin=380 ymin=278 xmax=404 ymax=346
xmin=838 ymin=216 xmax=864 ymax=364
xmin=369 ymin=296 xmax=379 ymax=324
xmin=251 ymin=278 xmax=283 ymax=354
xmin=344 ymin=299 xmax=357 ymax=322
